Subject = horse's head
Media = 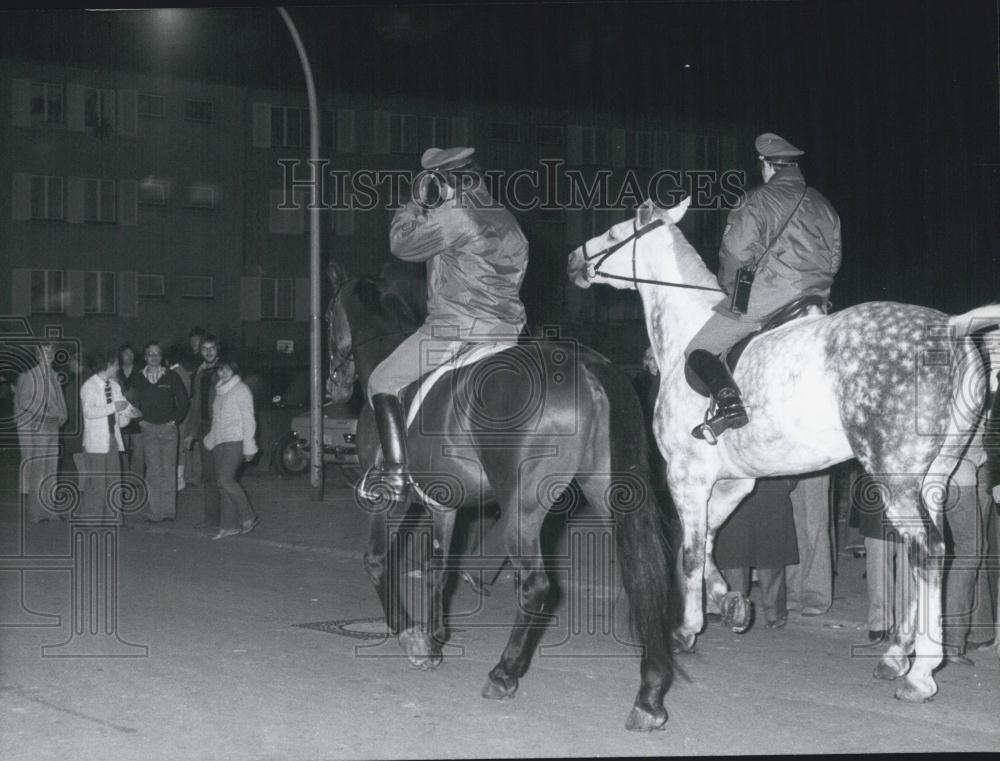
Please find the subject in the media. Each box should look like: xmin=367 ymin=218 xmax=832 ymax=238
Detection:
xmin=567 ymin=196 xmax=691 ymax=290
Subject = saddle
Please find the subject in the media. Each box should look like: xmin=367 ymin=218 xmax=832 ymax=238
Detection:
xmin=725 ymin=294 xmax=827 ymax=371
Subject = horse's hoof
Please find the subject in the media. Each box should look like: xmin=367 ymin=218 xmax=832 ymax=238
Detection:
xmin=625 ymin=705 xmax=668 ymax=732
xmin=482 ymin=671 xmax=518 ymax=700
xmin=894 ymin=678 xmax=937 ymax=703
xmin=399 ymin=627 xmax=441 ymax=670
xmin=873 ymin=655 xmax=908 ymax=681
xmin=672 ymin=631 xmax=696 ymax=653
xmin=721 ymin=592 xmax=752 ymax=633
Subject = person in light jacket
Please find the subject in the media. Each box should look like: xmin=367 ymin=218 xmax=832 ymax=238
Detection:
xmin=202 ymin=357 xmax=258 ymax=540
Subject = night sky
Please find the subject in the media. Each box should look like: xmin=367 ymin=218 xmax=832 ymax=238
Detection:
xmin=2 ymin=1 xmax=998 ymax=312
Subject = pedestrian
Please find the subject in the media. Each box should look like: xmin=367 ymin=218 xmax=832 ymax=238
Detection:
xmin=714 ymin=477 xmax=800 ymax=629
xmin=117 ymin=344 xmax=143 ymax=477
xmin=130 ymin=342 xmax=189 ymax=522
xmin=79 ymin=349 xmax=140 ymax=521
xmin=364 ymin=145 xmax=529 ymax=501
xmin=14 ymin=342 xmax=67 ymax=522
xmin=684 ymin=132 xmax=841 ymax=441
xmin=202 ymin=357 xmax=258 ymax=539
xmin=181 ymin=334 xmax=220 ymax=524
xmin=181 ymin=326 xmax=206 ymax=375
xmin=786 ymin=472 xmax=835 ymax=617
xmin=165 ymin=343 xmax=193 ymax=490
xmin=58 ymin=348 xmax=86 ymax=484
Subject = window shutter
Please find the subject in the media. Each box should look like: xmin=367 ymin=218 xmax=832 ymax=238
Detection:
xmin=66 ymin=177 xmax=85 ymax=223
xmin=117 ymin=180 xmax=137 ymax=226
xmin=11 ymin=173 xmax=31 ymax=220
xmin=117 ymin=89 xmax=137 ymax=136
xmin=451 ymin=116 xmax=469 ymax=145
xmin=373 ymin=110 xmax=391 ymax=155
xmin=294 ymin=277 xmax=310 ymax=322
xmin=566 ymin=125 xmax=583 ymax=165
xmin=11 ymin=78 xmax=31 ymax=127
xmin=252 ymin=103 xmax=271 ymax=148
xmin=66 ymin=270 xmax=85 ymax=318
xmin=611 ymin=128 xmax=627 ymax=168
xmin=101 ymin=88 xmax=117 ymax=131
xmin=240 ymin=277 xmax=262 ymax=321
xmin=336 ymin=108 xmax=356 ymax=153
xmin=11 ymin=269 xmax=31 ymax=315
xmin=118 ymin=271 xmax=137 ymax=317
xmin=268 ymin=189 xmax=285 ymax=234
xmin=66 ymin=84 xmax=85 ymax=132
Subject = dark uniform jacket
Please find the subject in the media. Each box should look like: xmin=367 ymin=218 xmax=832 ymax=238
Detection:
xmin=389 ymin=184 xmax=528 ymax=338
xmin=717 ymin=165 xmax=842 ymax=320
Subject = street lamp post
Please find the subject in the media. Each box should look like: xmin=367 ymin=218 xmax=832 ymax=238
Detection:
xmin=276 ymin=7 xmax=324 ymax=500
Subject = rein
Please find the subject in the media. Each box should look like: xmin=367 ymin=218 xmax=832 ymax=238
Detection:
xmin=583 ymin=218 xmax=726 ymax=293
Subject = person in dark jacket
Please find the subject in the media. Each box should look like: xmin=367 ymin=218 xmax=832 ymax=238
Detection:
xmin=364 ymin=146 xmax=529 ymax=501
xmin=130 ymin=342 xmax=189 ymax=522
xmin=685 ymin=132 xmax=842 ymax=441
xmin=182 ymin=335 xmax=220 ymax=527
xmin=117 ymin=344 xmax=143 ymax=477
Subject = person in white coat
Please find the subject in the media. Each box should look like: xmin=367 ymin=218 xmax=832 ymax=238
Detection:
xmin=202 ymin=358 xmax=258 ymax=539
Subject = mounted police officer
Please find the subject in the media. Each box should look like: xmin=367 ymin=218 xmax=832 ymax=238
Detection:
xmin=367 ymin=146 xmax=529 ymax=500
xmin=685 ymin=132 xmax=842 ymax=440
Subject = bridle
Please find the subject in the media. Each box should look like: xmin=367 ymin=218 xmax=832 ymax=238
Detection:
xmin=581 ymin=216 xmax=725 ymax=293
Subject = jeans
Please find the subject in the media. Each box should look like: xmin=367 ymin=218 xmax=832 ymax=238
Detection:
xmin=139 ymin=421 xmax=178 ymax=521
xmin=212 ymin=441 xmax=255 ymax=530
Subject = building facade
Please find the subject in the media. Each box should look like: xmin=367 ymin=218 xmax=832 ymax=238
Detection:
xmin=1 ymin=58 xmax=753 ymax=375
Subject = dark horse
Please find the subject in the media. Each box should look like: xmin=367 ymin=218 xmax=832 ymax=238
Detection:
xmin=328 ymin=261 xmax=677 ymax=731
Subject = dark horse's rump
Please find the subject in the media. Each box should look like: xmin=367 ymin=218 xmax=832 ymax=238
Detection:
xmin=336 ymin=272 xmax=677 ymax=731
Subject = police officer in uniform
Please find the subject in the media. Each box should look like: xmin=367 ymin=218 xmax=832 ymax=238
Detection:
xmin=685 ymin=132 xmax=842 ymax=440
xmin=366 ymin=147 xmax=529 ymax=500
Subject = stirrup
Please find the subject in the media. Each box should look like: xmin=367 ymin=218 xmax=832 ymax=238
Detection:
xmin=691 ymin=403 xmax=749 ymax=445
xmin=357 ymin=464 xmax=411 ymax=503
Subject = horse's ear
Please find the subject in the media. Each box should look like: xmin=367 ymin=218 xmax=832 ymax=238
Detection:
xmin=636 ymin=199 xmax=660 ymax=227
xmin=666 ymin=196 xmax=691 ymax=224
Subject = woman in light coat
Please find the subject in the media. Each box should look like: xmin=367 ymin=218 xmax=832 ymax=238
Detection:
xmin=202 ymin=357 xmax=258 ymax=539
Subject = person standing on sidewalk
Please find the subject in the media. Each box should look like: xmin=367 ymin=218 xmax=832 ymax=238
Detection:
xmin=202 ymin=357 xmax=258 ymax=540
xmin=182 ymin=335 xmax=220 ymax=527
xmin=786 ymin=472 xmax=835 ymax=616
xmin=117 ymin=344 xmax=143 ymax=478
xmin=130 ymin=342 xmax=189 ymax=522
xmin=15 ymin=342 xmax=67 ymax=523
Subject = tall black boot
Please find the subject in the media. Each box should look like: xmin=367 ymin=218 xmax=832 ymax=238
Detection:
xmin=371 ymin=393 xmax=411 ymax=501
xmin=685 ymin=349 xmax=749 ymax=442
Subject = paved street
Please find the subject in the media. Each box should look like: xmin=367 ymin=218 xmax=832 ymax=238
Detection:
xmin=1 ymin=451 xmax=998 ymax=759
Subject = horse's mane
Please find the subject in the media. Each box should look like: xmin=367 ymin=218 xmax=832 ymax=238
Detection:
xmin=664 ymin=224 xmax=723 ymax=293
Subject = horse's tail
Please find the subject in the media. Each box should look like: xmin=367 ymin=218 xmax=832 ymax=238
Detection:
xmin=587 ymin=361 xmax=676 ymax=705
xmin=949 ymin=303 xmax=1000 ymax=337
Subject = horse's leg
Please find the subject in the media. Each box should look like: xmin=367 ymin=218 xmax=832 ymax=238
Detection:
xmin=894 ymin=469 xmax=950 ymax=702
xmin=704 ymin=478 xmax=757 ymax=633
xmin=398 ymin=506 xmax=458 ymax=670
xmin=363 ymin=504 xmax=412 ymax=636
xmin=482 ymin=507 xmax=551 ymax=700
xmin=667 ymin=466 xmax=717 ymax=651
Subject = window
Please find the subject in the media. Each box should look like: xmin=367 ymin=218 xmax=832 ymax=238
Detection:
xmin=84 ymin=88 xmax=115 ymax=132
xmin=83 ymin=179 xmax=116 ymax=223
xmin=84 ymin=271 xmax=116 ymax=315
xmin=181 ymin=275 xmax=214 ymax=299
xmin=29 ymin=175 xmax=64 ymax=220
xmin=137 ymin=92 xmax=166 ymax=118
xmin=30 ymin=82 xmax=64 ymax=124
xmin=138 ymin=178 xmax=168 ymax=206
xmin=136 ymin=274 xmax=165 ymax=297
xmin=30 ymin=270 xmax=65 ymax=314
xmin=185 ymin=184 xmax=217 ymax=209
xmin=490 ymin=122 xmax=520 ymax=143
xmin=418 ymin=115 xmax=450 ymax=147
xmin=535 ymin=124 xmax=564 ymax=147
xmin=269 ymin=187 xmax=308 ymax=235
xmin=390 ymin=113 xmax=419 ymax=154
xmin=183 ymin=98 xmax=214 ymax=122
xmin=270 ymin=106 xmax=307 ymax=148
xmin=260 ymin=277 xmax=294 ymax=320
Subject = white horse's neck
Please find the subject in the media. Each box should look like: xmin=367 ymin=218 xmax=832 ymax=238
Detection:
xmin=634 ymin=225 xmax=725 ymax=375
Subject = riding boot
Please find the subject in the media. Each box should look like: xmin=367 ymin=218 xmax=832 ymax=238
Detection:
xmin=371 ymin=393 xmax=411 ymax=501
xmin=686 ymin=349 xmax=749 ymax=442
